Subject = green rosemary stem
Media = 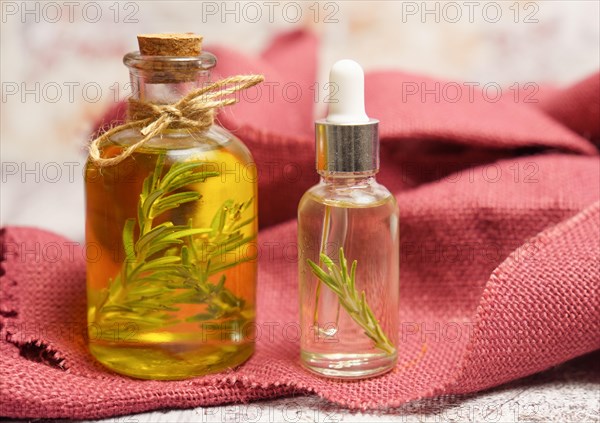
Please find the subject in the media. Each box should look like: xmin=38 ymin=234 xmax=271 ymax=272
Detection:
xmin=307 ymin=247 xmax=396 ymax=355
xmin=94 ymin=153 xmax=255 ymax=332
xmin=313 ymin=205 xmax=331 ymax=325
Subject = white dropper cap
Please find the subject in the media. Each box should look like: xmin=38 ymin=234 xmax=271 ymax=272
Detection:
xmin=315 ymin=59 xmax=378 ymax=173
xmin=326 ymin=59 xmax=370 ymax=124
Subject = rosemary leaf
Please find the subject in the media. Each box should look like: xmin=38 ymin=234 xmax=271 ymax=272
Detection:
xmin=142 ymin=189 xmax=165 ymax=218
xmin=160 ymin=227 xmax=212 ymax=242
xmin=130 ymin=256 xmax=182 ymax=278
xmin=165 ymin=171 xmax=220 ymax=192
xmin=210 ymin=199 xmax=233 ymax=233
xmin=150 ymin=154 xmax=166 ymax=190
xmin=159 ymin=162 xmax=212 ymax=189
xmin=151 ymin=192 xmax=201 ymax=218
xmin=136 ymin=223 xmax=182 ymax=252
xmin=122 ymin=219 xmax=136 ymax=263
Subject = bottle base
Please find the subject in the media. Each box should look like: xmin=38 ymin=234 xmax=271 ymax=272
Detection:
xmin=300 ymin=350 xmax=397 ymax=379
xmin=89 ymin=341 xmax=254 ymax=380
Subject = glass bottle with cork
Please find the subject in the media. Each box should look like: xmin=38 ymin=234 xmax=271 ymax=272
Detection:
xmin=85 ymin=34 xmax=261 ymax=379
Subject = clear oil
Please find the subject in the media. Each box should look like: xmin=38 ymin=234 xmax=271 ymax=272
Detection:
xmin=85 ymin=127 xmax=257 ymax=379
xmin=298 ymin=175 xmax=399 ymax=378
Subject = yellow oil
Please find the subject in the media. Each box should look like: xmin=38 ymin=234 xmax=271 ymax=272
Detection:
xmin=85 ymin=128 xmax=257 ymax=379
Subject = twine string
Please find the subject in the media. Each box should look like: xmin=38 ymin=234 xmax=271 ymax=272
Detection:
xmin=88 ymin=74 xmax=264 ymax=167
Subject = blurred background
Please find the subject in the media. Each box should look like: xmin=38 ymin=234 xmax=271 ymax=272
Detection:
xmin=1 ymin=0 xmax=599 ymax=240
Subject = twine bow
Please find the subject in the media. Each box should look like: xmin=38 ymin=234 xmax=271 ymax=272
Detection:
xmin=89 ymin=74 xmax=264 ymax=167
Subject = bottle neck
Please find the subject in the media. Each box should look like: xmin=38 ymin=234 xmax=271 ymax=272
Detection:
xmin=319 ymin=171 xmax=378 ymax=186
xmin=129 ymin=69 xmax=212 ymax=103
xmin=123 ymin=51 xmax=217 ymax=104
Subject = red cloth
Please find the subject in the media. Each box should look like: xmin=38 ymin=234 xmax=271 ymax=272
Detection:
xmin=1 ymin=31 xmax=599 ymax=419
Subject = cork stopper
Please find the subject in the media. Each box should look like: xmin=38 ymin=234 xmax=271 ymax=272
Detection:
xmin=126 ymin=33 xmax=213 ymax=85
xmin=137 ymin=33 xmax=203 ymax=57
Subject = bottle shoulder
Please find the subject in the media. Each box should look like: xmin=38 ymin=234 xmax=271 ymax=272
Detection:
xmin=300 ymin=178 xmax=396 ymax=209
xmin=102 ymin=124 xmax=254 ymax=164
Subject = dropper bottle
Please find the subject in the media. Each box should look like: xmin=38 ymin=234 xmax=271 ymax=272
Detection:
xmin=298 ymin=60 xmax=399 ymax=378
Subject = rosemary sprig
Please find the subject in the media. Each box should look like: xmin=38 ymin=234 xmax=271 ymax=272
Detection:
xmin=93 ymin=154 xmax=255 ymax=333
xmin=307 ymin=248 xmax=396 ymax=355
